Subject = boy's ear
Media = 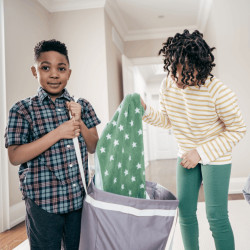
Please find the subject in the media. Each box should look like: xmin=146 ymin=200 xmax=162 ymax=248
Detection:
xmin=31 ymin=66 xmax=37 ymax=78
xmin=68 ymin=69 xmax=72 ymax=80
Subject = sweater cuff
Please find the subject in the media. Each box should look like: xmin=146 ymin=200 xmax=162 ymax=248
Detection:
xmin=143 ymin=104 xmax=151 ymax=117
xmin=196 ymin=146 xmax=210 ymax=165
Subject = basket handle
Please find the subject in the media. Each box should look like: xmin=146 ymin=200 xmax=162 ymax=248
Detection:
xmin=70 ymin=96 xmax=88 ymax=195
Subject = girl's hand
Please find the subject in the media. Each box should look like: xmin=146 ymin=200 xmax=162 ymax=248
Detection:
xmin=66 ymin=101 xmax=82 ymax=121
xmin=140 ymin=97 xmax=146 ymax=111
xmin=56 ymin=119 xmax=80 ymax=139
xmin=181 ymin=149 xmax=201 ymax=169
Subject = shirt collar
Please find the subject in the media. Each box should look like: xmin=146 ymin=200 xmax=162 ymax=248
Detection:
xmin=37 ymin=87 xmax=72 ymax=103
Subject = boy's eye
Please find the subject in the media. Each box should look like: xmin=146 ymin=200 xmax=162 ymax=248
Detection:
xmin=58 ymin=67 xmax=66 ymax=71
xmin=41 ymin=66 xmax=50 ymax=71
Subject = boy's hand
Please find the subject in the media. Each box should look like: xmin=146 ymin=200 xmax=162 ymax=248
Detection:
xmin=66 ymin=101 xmax=82 ymax=121
xmin=57 ymin=119 xmax=81 ymax=139
xmin=140 ymin=96 xmax=146 ymax=111
xmin=181 ymin=149 xmax=201 ymax=169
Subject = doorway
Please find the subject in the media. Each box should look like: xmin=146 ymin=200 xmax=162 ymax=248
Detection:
xmin=122 ymin=55 xmax=178 ymax=166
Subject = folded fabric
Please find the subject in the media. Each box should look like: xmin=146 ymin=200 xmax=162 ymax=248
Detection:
xmin=243 ymin=175 xmax=250 ymax=204
xmin=95 ymin=93 xmax=146 ymax=198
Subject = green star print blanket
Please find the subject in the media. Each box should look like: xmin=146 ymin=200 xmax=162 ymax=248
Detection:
xmin=95 ymin=93 xmax=146 ymax=199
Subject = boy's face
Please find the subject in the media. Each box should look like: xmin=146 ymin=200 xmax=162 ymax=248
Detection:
xmin=31 ymin=51 xmax=71 ymax=101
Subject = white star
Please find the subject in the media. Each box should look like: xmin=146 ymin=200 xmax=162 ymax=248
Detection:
xmin=112 ymin=121 xmax=117 ymax=126
xmin=132 ymin=142 xmax=137 ymax=148
xmin=114 ymin=139 xmax=119 ymax=146
xmin=117 ymin=106 xmax=121 ymax=112
xmin=104 ymin=170 xmax=109 ymax=176
xmin=129 ymin=190 xmax=132 ymax=196
xmin=110 ymin=155 xmax=114 ymax=161
xmin=122 ymin=148 xmax=124 ymax=153
xmin=118 ymin=162 xmax=122 ymax=169
xmin=113 ymin=178 xmax=117 ymax=184
xmin=106 ymin=133 xmax=111 ymax=140
xmin=130 ymin=120 xmax=134 ymax=126
xmin=124 ymin=170 xmax=128 ymax=176
xmin=125 ymin=134 xmax=129 ymax=140
xmin=143 ymin=171 xmax=145 ymax=176
xmin=118 ymin=125 xmax=124 ymax=131
xmin=129 ymin=155 xmax=132 ymax=161
xmin=131 ymin=176 xmax=136 ymax=182
xmin=121 ymin=184 xmax=124 ymax=190
xmin=100 ymin=147 xmax=105 ymax=153
xmin=140 ymin=184 xmax=145 ymax=189
xmin=124 ymin=111 xmax=128 ymax=117
xmin=135 ymin=107 xmax=140 ymax=114
xmin=138 ymin=129 xmax=142 ymax=135
xmin=136 ymin=163 xmax=141 ymax=169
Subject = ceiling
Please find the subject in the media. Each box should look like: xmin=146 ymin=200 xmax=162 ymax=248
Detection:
xmin=38 ymin=0 xmax=213 ymax=41
xmin=37 ymin=0 xmax=213 ymax=84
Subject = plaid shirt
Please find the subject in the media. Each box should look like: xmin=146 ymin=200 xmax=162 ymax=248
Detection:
xmin=5 ymin=87 xmax=101 ymax=214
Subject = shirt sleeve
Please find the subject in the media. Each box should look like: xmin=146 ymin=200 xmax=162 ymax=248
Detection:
xmin=79 ymin=99 xmax=101 ymax=129
xmin=5 ymin=104 xmax=30 ymax=148
xmin=142 ymin=77 xmax=172 ymax=129
xmin=196 ymin=85 xmax=247 ymax=164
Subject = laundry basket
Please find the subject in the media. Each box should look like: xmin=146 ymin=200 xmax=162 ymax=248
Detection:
xmin=79 ymin=180 xmax=178 ymax=250
xmin=71 ymin=105 xmax=179 ymax=250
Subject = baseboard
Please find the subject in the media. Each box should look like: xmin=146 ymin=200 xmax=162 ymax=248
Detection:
xmin=229 ymin=177 xmax=247 ymax=194
xmin=10 ymin=200 xmax=25 ymax=228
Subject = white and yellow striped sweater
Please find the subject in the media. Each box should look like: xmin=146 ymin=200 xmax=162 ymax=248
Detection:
xmin=143 ymin=76 xmax=246 ymax=165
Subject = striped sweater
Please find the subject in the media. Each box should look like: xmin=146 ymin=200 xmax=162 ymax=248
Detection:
xmin=143 ymin=76 xmax=246 ymax=165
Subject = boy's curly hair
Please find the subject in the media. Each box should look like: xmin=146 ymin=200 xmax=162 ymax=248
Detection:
xmin=159 ymin=29 xmax=215 ymax=86
xmin=34 ymin=39 xmax=69 ymax=64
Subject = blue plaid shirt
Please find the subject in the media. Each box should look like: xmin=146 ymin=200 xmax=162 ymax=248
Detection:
xmin=5 ymin=87 xmax=101 ymax=214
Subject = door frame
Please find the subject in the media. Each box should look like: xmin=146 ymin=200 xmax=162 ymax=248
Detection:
xmin=0 ymin=0 xmax=10 ymax=233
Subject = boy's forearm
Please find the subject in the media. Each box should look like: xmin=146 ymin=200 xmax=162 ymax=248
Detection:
xmin=79 ymin=120 xmax=98 ymax=154
xmin=8 ymin=129 xmax=61 ymax=166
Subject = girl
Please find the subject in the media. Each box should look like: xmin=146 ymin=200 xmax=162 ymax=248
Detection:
xmin=141 ymin=30 xmax=246 ymax=250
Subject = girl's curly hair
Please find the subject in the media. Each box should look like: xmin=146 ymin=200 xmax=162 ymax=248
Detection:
xmin=159 ymin=29 xmax=215 ymax=86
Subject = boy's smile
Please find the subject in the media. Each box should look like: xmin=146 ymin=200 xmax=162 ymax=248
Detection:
xmin=31 ymin=51 xmax=71 ymax=101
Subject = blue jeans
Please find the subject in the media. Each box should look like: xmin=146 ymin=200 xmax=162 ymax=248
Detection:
xmin=25 ymin=198 xmax=82 ymax=250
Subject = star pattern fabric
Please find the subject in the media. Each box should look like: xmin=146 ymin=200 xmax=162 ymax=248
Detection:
xmin=96 ymin=93 xmax=146 ymax=198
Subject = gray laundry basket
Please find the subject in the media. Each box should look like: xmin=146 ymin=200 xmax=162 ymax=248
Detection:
xmin=72 ymin=134 xmax=179 ymax=250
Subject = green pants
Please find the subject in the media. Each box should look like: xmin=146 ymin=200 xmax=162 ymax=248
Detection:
xmin=176 ymin=158 xmax=235 ymax=250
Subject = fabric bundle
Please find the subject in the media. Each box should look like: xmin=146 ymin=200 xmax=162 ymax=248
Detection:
xmin=95 ymin=93 xmax=146 ymax=198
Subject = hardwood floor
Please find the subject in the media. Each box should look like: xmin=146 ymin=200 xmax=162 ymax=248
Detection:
xmin=0 ymin=159 xmax=244 ymax=249
xmin=0 ymin=221 xmax=27 ymax=250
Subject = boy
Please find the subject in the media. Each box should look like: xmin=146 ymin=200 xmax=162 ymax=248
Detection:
xmin=141 ymin=30 xmax=246 ymax=249
xmin=5 ymin=39 xmax=101 ymax=249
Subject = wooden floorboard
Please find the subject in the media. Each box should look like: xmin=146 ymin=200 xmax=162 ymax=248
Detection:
xmin=0 ymin=221 xmax=27 ymax=250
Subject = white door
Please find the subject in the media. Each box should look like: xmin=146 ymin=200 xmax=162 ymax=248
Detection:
xmin=121 ymin=55 xmax=149 ymax=167
xmin=122 ymin=55 xmax=135 ymax=97
xmin=149 ymin=94 xmax=178 ymax=159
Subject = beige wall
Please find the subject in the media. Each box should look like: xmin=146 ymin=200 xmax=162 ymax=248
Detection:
xmin=4 ymin=0 xmax=51 ymax=206
xmin=204 ymin=0 xmax=250 ymax=177
xmin=125 ymin=38 xmax=165 ymax=58
xmin=50 ymin=8 xmax=109 ymax=131
xmin=104 ymin=12 xmax=123 ymax=118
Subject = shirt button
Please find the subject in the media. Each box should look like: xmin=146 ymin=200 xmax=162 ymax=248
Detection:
xmin=69 ymin=164 xmax=73 ymax=168
xmin=73 ymin=183 xmax=77 ymax=187
xmin=57 ymin=108 xmax=61 ymax=111
xmin=67 ymin=145 xmax=71 ymax=149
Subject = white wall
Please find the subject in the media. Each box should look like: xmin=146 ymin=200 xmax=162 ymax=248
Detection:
xmin=104 ymin=12 xmax=123 ymax=118
xmin=4 ymin=0 xmax=51 ymax=207
xmin=51 ymin=8 xmax=110 ymax=132
xmin=204 ymin=0 xmax=250 ymax=178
